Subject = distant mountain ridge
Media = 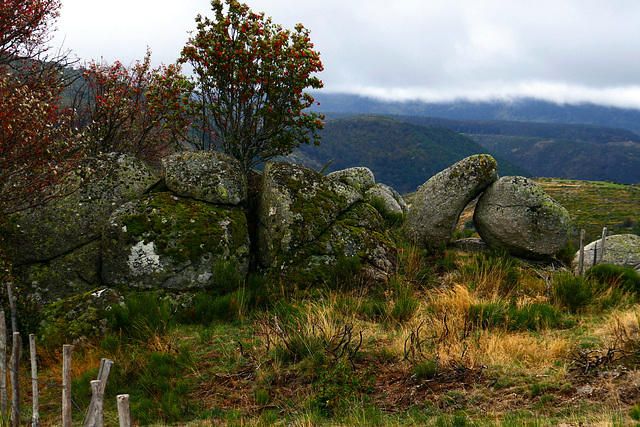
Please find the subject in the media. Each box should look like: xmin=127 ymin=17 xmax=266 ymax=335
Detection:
xmin=312 ymin=93 xmax=640 ymax=135
xmin=308 ymin=93 xmax=640 ymax=184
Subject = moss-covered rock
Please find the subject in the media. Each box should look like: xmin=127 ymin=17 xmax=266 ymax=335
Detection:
xmin=102 ymin=192 xmax=249 ymax=290
xmin=474 ymin=176 xmax=573 ymax=259
xmin=258 ymin=161 xmax=363 ymax=267
xmin=13 ymin=241 xmax=101 ymax=303
xmin=162 ymin=151 xmax=247 ymax=205
xmin=10 ymin=153 xmax=160 ymax=264
xmin=258 ymin=162 xmax=395 ymax=287
xmin=38 ymin=288 xmax=122 ymax=348
xmin=404 ymin=154 xmax=498 ymax=248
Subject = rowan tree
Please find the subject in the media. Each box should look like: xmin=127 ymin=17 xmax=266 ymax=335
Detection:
xmin=0 ymin=0 xmax=84 ymax=217
xmin=179 ymin=0 xmax=325 ymax=173
xmin=73 ymin=50 xmax=192 ymax=169
xmin=0 ymin=0 xmax=61 ymax=64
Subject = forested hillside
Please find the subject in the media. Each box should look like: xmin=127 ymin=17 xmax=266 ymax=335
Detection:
xmin=313 ymin=100 xmax=640 ymax=184
xmin=471 ymin=135 xmax=640 ymax=184
xmin=289 ymin=115 xmax=529 ymax=194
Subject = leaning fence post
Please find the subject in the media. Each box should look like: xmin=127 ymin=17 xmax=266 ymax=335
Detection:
xmin=0 ymin=310 xmax=7 ymax=417
xmin=599 ymin=227 xmax=608 ymax=264
xmin=62 ymin=344 xmax=72 ymax=427
xmin=84 ymin=358 xmax=114 ymax=427
xmin=578 ymin=229 xmax=586 ymax=276
xmin=6 ymin=283 xmax=18 ymax=335
xmin=117 ymin=394 xmax=132 ymax=427
xmin=89 ymin=380 xmax=104 ymax=427
xmin=10 ymin=332 xmax=21 ymax=427
xmin=30 ymin=334 xmax=39 ymax=427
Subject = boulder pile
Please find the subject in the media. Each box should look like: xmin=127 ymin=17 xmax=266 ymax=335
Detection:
xmin=10 ymin=153 xmax=397 ymax=303
xmin=10 ymin=150 xmax=576 ymax=304
xmin=405 ymin=155 xmax=572 ymax=259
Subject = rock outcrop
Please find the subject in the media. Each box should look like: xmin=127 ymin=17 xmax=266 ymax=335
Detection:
xmin=163 ymin=151 xmax=246 ymax=205
xmin=573 ymin=234 xmax=640 ymax=274
xmin=102 ymin=192 xmax=249 ymax=290
xmin=258 ymin=162 xmax=395 ymax=285
xmin=404 ymin=154 xmax=498 ymax=248
xmin=474 ymin=176 xmax=572 ymax=259
xmin=11 ymin=153 xmax=160 ymax=264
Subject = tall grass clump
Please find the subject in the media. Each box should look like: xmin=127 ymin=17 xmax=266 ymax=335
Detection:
xmin=460 ymin=249 xmax=524 ymax=299
xmin=552 ymin=272 xmax=594 ymax=313
xmin=188 ymin=288 xmax=251 ymax=324
xmin=211 ymin=258 xmax=244 ymax=295
xmin=107 ymin=291 xmax=173 ymax=341
xmin=469 ymin=301 xmax=567 ymax=331
xmin=388 ymin=277 xmax=419 ymax=323
xmin=586 ymin=264 xmax=640 ymax=295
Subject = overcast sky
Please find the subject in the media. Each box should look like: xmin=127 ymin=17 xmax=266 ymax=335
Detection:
xmin=53 ymin=0 xmax=640 ymax=109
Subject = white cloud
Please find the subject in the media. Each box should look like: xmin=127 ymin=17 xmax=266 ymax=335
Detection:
xmin=52 ymin=0 xmax=640 ymax=108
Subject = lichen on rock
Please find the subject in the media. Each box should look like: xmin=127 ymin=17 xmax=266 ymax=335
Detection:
xmin=573 ymin=234 xmax=640 ymax=274
xmin=10 ymin=153 xmax=160 ymax=265
xmin=162 ymin=151 xmax=247 ymax=205
xmin=327 ymin=167 xmax=376 ymax=195
xmin=258 ymin=162 xmax=395 ymax=287
xmin=102 ymin=192 xmax=249 ymax=290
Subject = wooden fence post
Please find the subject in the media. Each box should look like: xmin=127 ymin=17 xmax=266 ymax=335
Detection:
xmin=6 ymin=283 xmax=18 ymax=334
xmin=0 ymin=310 xmax=6 ymax=417
xmin=599 ymin=227 xmax=608 ymax=264
xmin=84 ymin=358 xmax=114 ymax=427
xmin=62 ymin=344 xmax=72 ymax=427
xmin=578 ymin=229 xmax=586 ymax=276
xmin=117 ymin=394 xmax=132 ymax=427
xmin=30 ymin=334 xmax=39 ymax=427
xmin=10 ymin=332 xmax=21 ymax=427
xmin=89 ymin=380 xmax=104 ymax=427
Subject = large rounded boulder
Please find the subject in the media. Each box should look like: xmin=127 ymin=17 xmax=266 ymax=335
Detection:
xmin=162 ymin=151 xmax=246 ymax=205
xmin=102 ymin=192 xmax=249 ymax=290
xmin=474 ymin=176 xmax=572 ymax=259
xmin=573 ymin=234 xmax=640 ymax=274
xmin=404 ymin=154 xmax=498 ymax=248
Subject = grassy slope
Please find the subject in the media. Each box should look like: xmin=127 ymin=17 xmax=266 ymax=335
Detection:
xmin=26 ymin=180 xmax=640 ymax=426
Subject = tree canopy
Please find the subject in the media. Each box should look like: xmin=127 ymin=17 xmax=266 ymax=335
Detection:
xmin=179 ymin=0 xmax=325 ymax=173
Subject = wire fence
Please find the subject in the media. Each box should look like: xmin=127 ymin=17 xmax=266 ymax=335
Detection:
xmin=577 ymin=227 xmax=640 ymax=275
xmin=0 ymin=303 xmax=132 ymax=427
